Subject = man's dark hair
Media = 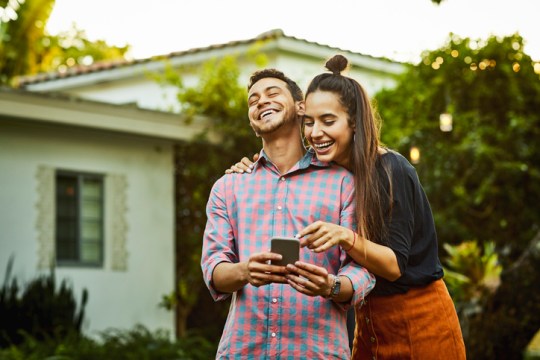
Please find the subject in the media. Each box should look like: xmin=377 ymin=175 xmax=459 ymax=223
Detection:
xmin=248 ymin=69 xmax=303 ymax=102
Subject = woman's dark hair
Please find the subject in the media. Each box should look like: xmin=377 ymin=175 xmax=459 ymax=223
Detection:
xmin=248 ymin=68 xmax=303 ymax=102
xmin=306 ymin=54 xmax=392 ymax=245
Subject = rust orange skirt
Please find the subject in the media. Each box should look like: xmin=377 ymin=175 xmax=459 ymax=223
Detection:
xmin=352 ymin=279 xmax=466 ymax=360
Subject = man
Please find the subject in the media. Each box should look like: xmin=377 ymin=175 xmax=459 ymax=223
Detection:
xmin=201 ymin=69 xmax=375 ymax=359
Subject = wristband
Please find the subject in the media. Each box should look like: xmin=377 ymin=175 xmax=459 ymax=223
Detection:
xmin=324 ymin=274 xmax=341 ymax=299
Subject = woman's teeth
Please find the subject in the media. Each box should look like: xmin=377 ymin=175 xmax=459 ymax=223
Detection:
xmin=315 ymin=141 xmax=334 ymax=149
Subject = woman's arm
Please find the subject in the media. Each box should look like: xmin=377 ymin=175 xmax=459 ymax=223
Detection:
xmin=297 ymin=221 xmax=401 ymax=281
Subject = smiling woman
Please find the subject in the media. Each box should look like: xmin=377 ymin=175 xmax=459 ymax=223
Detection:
xmin=297 ymin=54 xmax=466 ymax=359
xmin=303 ymin=90 xmax=355 ymax=170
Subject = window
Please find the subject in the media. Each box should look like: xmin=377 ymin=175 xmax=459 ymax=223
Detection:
xmin=56 ymin=171 xmax=104 ymax=267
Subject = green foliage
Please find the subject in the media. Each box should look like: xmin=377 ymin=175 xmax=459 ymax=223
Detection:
xmin=0 ymin=0 xmax=55 ymax=85
xmin=0 ymin=257 xmax=88 ymax=347
xmin=465 ymin=232 xmax=540 ymax=359
xmin=154 ymin=55 xmax=262 ymax=338
xmin=34 ymin=23 xmax=129 ymax=76
xmin=0 ymin=0 xmax=128 ymax=86
xmin=376 ymin=33 xmax=540 ymax=264
xmin=0 ymin=325 xmax=215 ymax=360
xmin=442 ymin=240 xmax=501 ymax=313
xmin=376 ymin=32 xmax=540 ymax=358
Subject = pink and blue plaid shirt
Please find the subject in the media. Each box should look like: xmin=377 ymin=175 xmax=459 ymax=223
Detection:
xmin=201 ymin=149 xmax=375 ymax=359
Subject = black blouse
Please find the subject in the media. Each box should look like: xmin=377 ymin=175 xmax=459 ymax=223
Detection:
xmin=371 ymin=150 xmax=444 ymax=296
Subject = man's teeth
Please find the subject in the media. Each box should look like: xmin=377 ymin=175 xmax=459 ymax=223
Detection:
xmin=261 ymin=110 xmax=275 ymax=119
xmin=315 ymin=141 xmax=334 ymax=149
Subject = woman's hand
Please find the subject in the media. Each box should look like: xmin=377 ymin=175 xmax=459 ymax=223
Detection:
xmin=225 ymin=153 xmax=258 ymax=174
xmin=297 ymin=221 xmax=354 ymax=253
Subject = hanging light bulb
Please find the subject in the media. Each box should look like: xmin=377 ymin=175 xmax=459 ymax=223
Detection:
xmin=440 ymin=113 xmax=453 ymax=132
xmin=410 ymin=146 xmax=420 ymax=164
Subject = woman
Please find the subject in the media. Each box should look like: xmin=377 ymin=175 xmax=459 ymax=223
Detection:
xmin=229 ymin=54 xmax=466 ymax=359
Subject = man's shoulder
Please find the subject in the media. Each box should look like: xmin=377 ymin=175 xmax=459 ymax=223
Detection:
xmin=305 ymin=163 xmax=355 ymax=192
xmin=312 ymin=162 xmax=354 ymax=179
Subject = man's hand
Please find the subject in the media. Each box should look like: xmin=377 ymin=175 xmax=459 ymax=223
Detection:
xmin=243 ymin=252 xmax=288 ymax=287
xmin=284 ymin=261 xmax=333 ymax=297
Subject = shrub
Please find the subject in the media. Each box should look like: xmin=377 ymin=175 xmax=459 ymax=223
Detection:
xmin=0 ymin=256 xmax=87 ymax=347
xmin=0 ymin=325 xmax=215 ymax=360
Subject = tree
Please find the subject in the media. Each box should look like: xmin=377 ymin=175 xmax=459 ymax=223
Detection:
xmin=156 ymin=55 xmax=263 ymax=339
xmin=375 ymin=33 xmax=540 ymax=358
xmin=0 ymin=0 xmax=55 ymax=84
xmin=34 ymin=23 xmax=129 ymax=76
xmin=0 ymin=0 xmax=128 ymax=86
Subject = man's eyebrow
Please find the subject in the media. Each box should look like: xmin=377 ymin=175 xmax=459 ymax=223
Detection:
xmin=264 ymin=85 xmax=282 ymax=92
xmin=248 ymin=85 xmax=283 ymax=100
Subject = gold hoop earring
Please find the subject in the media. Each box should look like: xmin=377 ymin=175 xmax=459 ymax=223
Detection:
xmin=300 ymin=122 xmax=310 ymax=150
xmin=301 ymin=132 xmax=310 ymax=151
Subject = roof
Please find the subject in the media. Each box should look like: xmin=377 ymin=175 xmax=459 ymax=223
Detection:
xmin=17 ymin=29 xmax=405 ymax=88
xmin=0 ymin=87 xmax=206 ymax=141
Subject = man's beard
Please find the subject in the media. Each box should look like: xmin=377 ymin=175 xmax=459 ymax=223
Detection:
xmin=251 ymin=110 xmax=295 ymax=136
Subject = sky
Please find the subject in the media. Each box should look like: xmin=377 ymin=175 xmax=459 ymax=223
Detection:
xmin=46 ymin=0 xmax=540 ymax=64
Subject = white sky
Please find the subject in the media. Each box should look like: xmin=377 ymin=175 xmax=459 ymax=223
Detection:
xmin=46 ymin=0 xmax=540 ymax=64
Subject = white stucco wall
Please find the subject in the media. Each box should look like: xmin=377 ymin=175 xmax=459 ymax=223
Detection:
xmin=0 ymin=120 xmax=175 ymax=336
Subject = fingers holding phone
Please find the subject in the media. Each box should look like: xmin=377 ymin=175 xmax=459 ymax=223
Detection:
xmin=286 ymin=261 xmax=332 ymax=298
xmin=245 ymin=251 xmax=288 ymax=287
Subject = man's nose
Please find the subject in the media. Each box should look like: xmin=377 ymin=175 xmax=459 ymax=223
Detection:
xmin=258 ymin=94 xmax=271 ymax=106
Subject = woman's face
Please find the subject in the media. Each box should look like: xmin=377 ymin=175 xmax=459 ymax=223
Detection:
xmin=303 ymin=90 xmax=354 ymax=169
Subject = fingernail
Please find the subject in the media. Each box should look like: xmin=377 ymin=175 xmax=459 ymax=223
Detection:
xmin=294 ymin=233 xmax=301 ymax=239
xmin=249 ymin=164 xmax=254 ymax=169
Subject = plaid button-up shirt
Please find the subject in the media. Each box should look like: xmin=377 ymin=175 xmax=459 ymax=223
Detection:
xmin=201 ymin=149 xmax=375 ymax=359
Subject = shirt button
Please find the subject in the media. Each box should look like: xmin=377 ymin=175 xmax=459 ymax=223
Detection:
xmin=272 ymin=298 xmax=278 ymax=303
xmin=371 ymin=336 xmax=376 ymax=343
xmin=271 ymin=332 xmax=277 ymax=337
xmin=277 ymin=205 xmax=282 ymax=210
xmin=365 ymin=317 xmax=370 ymax=323
xmin=280 ymin=177 xmax=285 ymax=181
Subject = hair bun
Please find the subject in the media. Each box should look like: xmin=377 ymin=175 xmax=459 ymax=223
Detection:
xmin=325 ymin=54 xmax=348 ymax=75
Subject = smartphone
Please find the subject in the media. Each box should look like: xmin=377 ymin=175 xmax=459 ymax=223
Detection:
xmin=270 ymin=236 xmax=300 ymax=266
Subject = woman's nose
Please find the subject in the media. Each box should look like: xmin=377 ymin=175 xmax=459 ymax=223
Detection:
xmin=311 ymin=123 xmax=324 ymax=137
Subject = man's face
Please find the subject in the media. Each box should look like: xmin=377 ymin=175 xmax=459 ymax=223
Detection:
xmin=247 ymin=77 xmax=298 ymax=136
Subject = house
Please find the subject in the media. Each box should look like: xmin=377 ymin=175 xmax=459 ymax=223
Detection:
xmin=1 ymin=29 xmax=406 ymax=336
xmin=0 ymin=88 xmax=204 ymax=336
xmin=18 ymin=29 xmax=407 ymax=112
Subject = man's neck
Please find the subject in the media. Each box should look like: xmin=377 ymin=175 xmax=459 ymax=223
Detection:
xmin=262 ymin=128 xmax=305 ymax=174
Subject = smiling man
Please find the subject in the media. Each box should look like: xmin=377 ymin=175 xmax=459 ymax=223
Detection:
xmin=200 ymin=68 xmax=375 ymax=359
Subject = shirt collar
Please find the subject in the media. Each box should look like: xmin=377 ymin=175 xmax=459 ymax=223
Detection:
xmin=254 ymin=147 xmax=331 ymax=175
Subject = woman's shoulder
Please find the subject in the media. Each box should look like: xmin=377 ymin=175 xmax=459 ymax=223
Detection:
xmin=380 ymin=148 xmax=412 ymax=167
xmin=379 ymin=148 xmax=418 ymax=180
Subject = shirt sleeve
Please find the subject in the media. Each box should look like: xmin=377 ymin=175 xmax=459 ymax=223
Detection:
xmin=200 ymin=176 xmax=237 ymax=302
xmin=384 ymin=155 xmax=416 ymax=276
xmin=336 ymin=175 xmax=376 ymax=310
